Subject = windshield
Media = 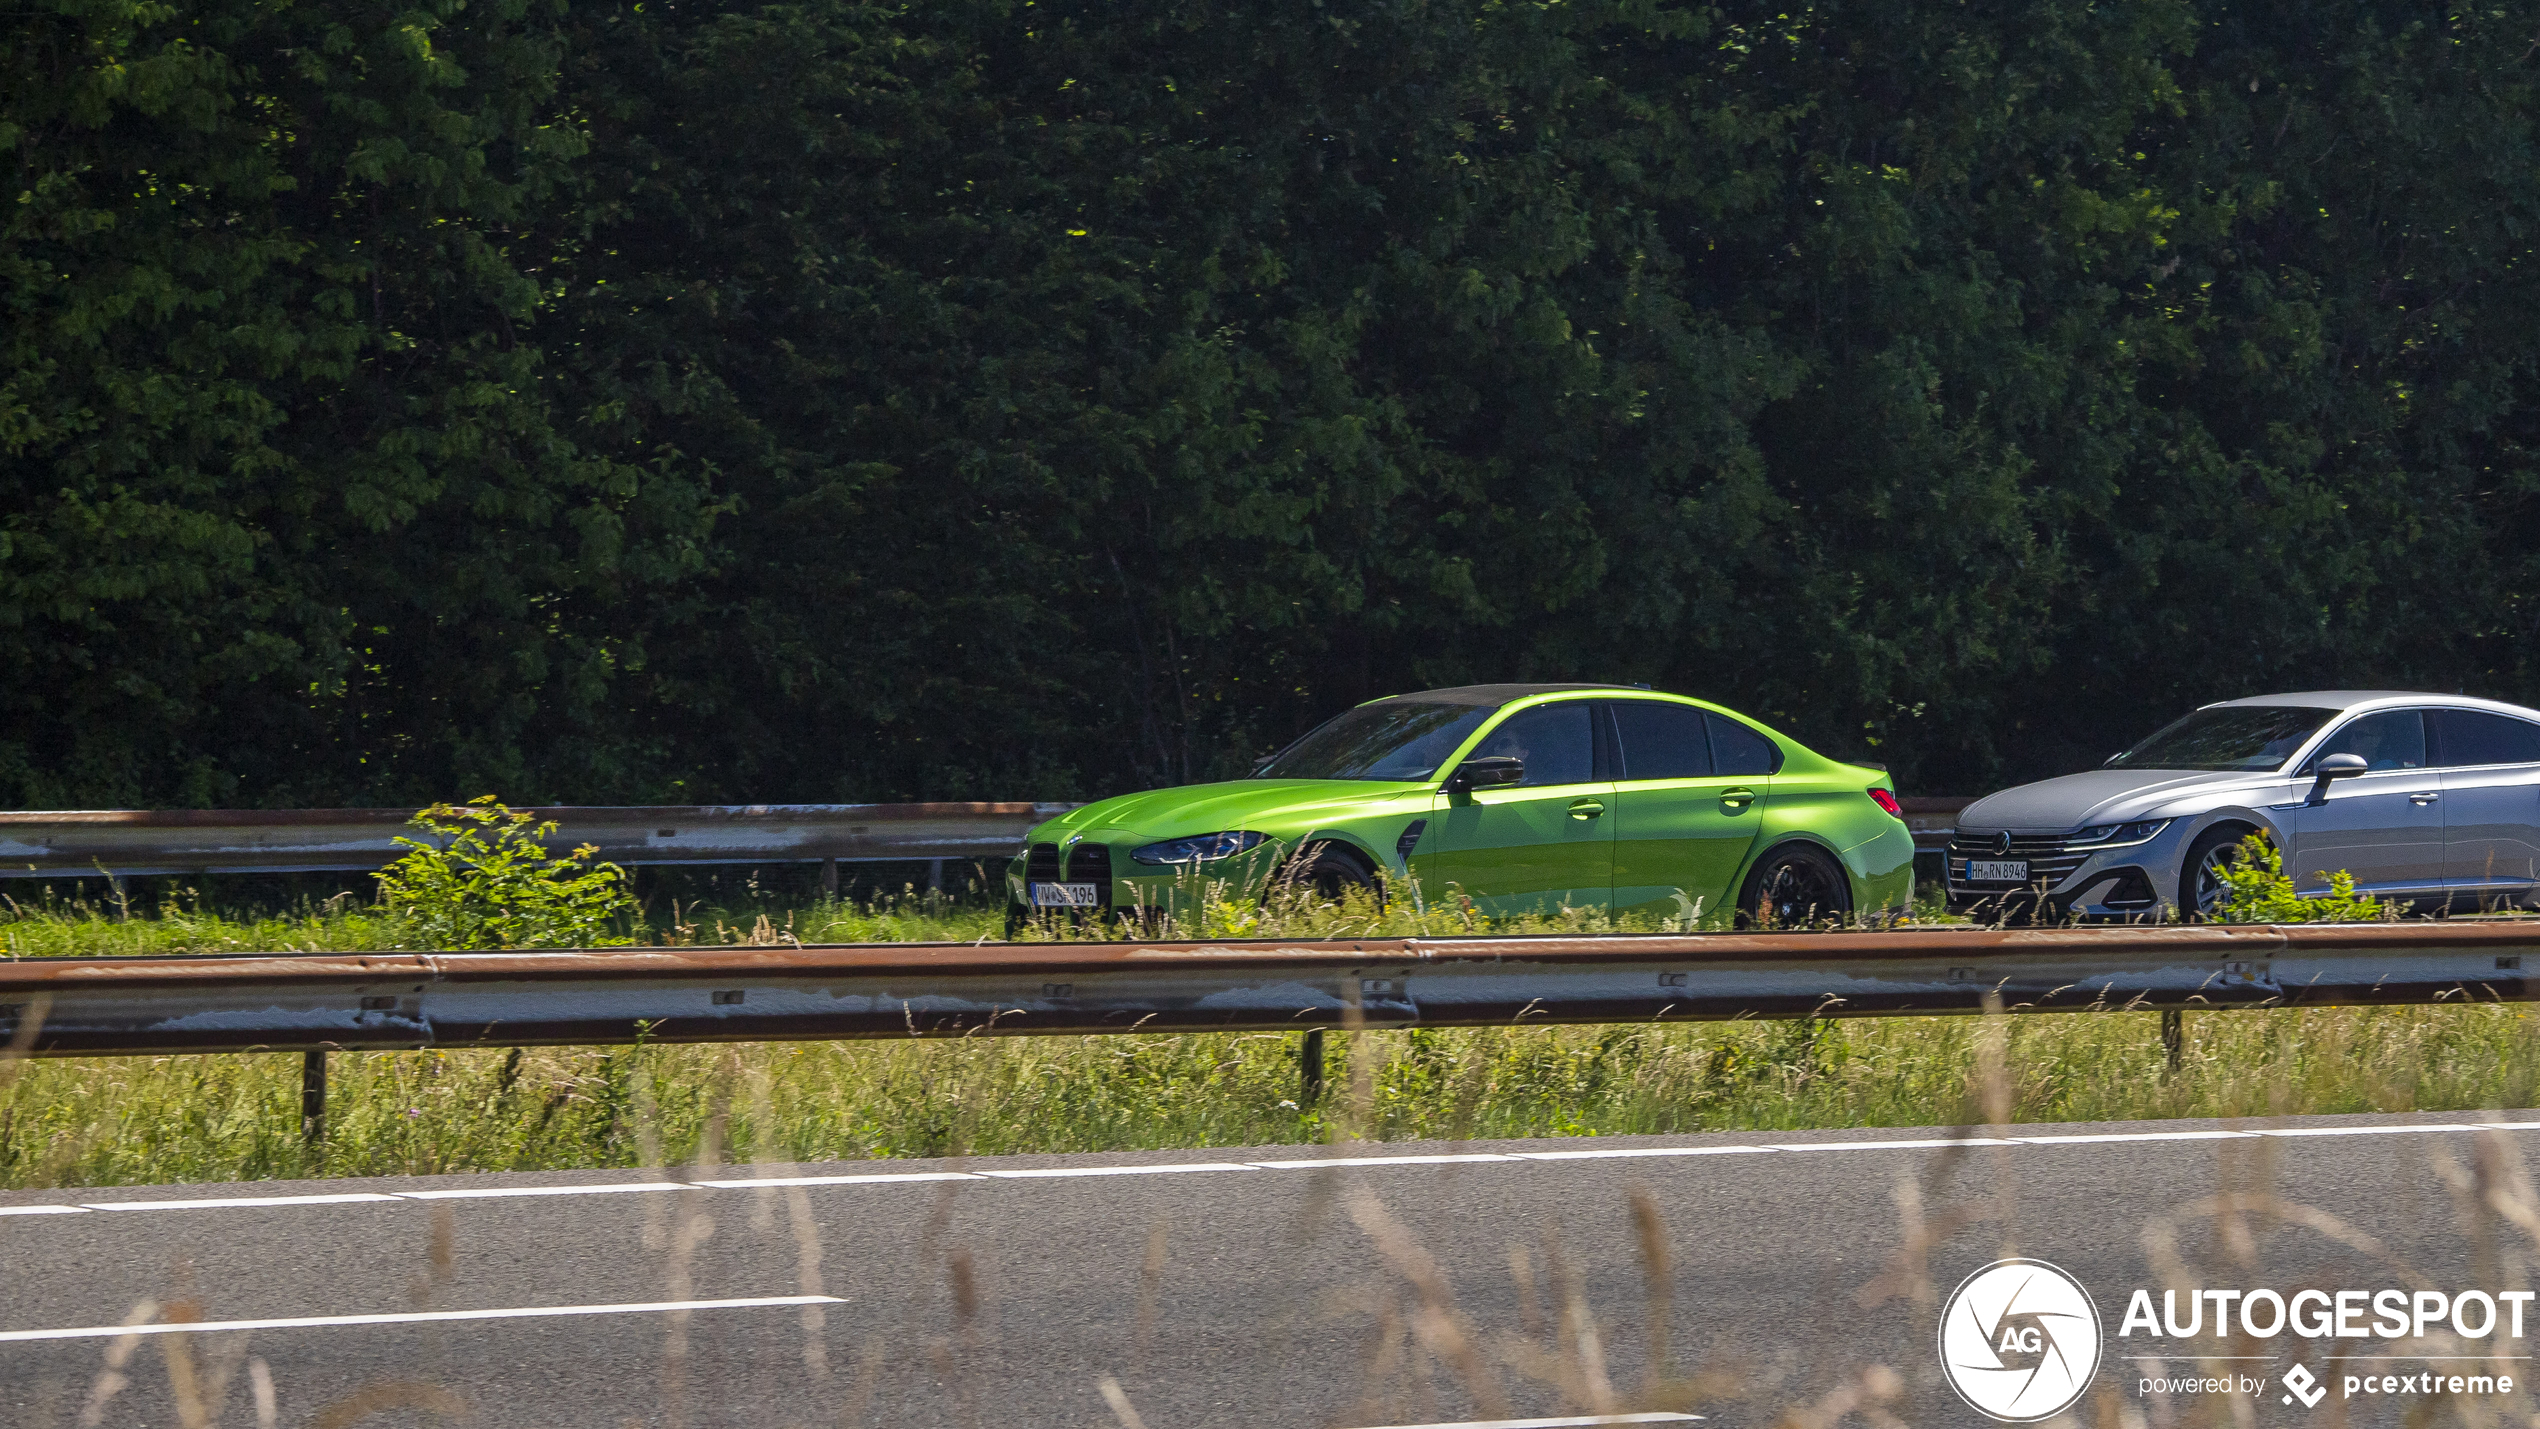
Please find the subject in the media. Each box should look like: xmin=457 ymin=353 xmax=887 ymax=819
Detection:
xmin=2106 ymin=705 xmax=2333 ymax=772
xmin=1255 ymin=701 xmax=1493 ymax=781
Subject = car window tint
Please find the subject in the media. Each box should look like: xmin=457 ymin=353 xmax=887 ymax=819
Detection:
xmin=1705 ymin=713 xmax=1779 ymax=776
xmin=2106 ymin=705 xmax=2332 ymax=771
xmin=2432 ymin=709 xmax=2540 ymax=767
xmin=1609 ymin=702 xmax=1713 ymax=780
xmin=2307 ymin=709 xmax=2427 ymax=773
xmin=1254 ymin=701 xmax=1492 ymax=781
xmin=1471 ymin=703 xmax=1596 ymax=787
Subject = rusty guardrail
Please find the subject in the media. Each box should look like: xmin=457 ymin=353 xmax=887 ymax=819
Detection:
xmin=0 ymin=803 xmax=1079 ymax=885
xmin=0 ymin=796 xmax=1974 ymax=881
xmin=2 ymin=921 xmax=2530 ymax=1059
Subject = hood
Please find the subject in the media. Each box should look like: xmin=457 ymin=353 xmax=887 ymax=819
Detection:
xmin=1033 ymin=778 xmax=1422 ymax=843
xmin=1958 ymin=768 xmax=2262 ymax=832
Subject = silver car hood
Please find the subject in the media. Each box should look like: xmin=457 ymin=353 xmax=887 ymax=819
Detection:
xmin=1957 ymin=768 xmax=2264 ymax=833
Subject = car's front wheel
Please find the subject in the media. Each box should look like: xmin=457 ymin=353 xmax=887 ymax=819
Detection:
xmin=2179 ymin=823 xmax=2255 ymax=921
xmin=1271 ymin=843 xmax=1379 ymax=906
xmin=1736 ymin=843 xmax=1852 ymax=929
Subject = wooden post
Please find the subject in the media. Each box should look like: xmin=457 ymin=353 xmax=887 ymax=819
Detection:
xmin=1300 ymin=1027 xmax=1326 ymax=1105
xmin=2161 ymin=1009 xmax=2184 ymax=1071
xmin=302 ymin=1049 xmax=327 ymax=1145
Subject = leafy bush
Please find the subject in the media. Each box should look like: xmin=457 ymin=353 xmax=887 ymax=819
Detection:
xmin=2213 ymin=832 xmax=2389 ymax=924
xmin=375 ymin=798 xmax=638 ymax=949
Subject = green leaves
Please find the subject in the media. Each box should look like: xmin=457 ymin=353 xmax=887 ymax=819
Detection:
xmin=375 ymin=796 xmax=637 ymax=949
xmin=6 ymin=0 xmax=2540 ymax=808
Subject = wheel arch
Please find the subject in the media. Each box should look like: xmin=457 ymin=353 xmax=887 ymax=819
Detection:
xmin=1730 ymin=832 xmax=1860 ymax=910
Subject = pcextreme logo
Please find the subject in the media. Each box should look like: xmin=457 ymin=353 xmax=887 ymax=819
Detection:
xmin=1939 ymin=1259 xmax=2104 ymax=1422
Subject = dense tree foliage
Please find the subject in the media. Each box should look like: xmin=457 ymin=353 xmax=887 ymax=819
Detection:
xmin=6 ymin=0 xmax=2538 ymax=807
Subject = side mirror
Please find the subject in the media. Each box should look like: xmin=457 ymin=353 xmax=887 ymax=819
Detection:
xmin=2307 ymin=752 xmax=2368 ymax=805
xmin=1446 ymin=756 xmax=1524 ymax=794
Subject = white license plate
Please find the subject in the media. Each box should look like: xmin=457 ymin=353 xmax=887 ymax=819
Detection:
xmin=1967 ymin=860 xmax=2028 ymax=883
xmin=1029 ymin=882 xmax=1100 ymax=908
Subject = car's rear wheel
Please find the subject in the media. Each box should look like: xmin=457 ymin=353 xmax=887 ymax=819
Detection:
xmin=2179 ymin=823 xmax=2254 ymax=921
xmin=1736 ymin=843 xmax=1852 ymax=929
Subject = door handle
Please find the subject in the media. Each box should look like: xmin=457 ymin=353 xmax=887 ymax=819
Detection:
xmin=2410 ymin=792 xmax=2439 ymax=805
xmin=1567 ymin=799 xmax=1605 ymax=819
xmin=1720 ymin=787 xmax=1757 ymax=809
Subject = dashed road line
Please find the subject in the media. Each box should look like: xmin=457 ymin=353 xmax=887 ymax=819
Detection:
xmin=0 ymin=1295 xmax=844 ymax=1344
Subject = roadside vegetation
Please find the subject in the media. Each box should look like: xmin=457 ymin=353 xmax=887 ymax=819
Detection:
xmin=3 ymin=885 xmax=2534 ymax=1190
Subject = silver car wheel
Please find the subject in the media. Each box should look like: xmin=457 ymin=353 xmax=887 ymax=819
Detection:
xmin=2191 ymin=842 xmax=2238 ymax=918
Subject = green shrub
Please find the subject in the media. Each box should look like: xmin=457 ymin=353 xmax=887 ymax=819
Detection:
xmin=374 ymin=798 xmax=638 ymax=949
xmin=2213 ymin=832 xmax=2389 ymax=924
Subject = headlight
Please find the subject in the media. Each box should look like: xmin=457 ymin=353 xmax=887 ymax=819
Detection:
xmin=1130 ymin=830 xmax=1269 ymax=866
xmin=2068 ymin=819 xmax=2171 ymax=848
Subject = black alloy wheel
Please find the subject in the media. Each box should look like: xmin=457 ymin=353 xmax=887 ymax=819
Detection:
xmin=1736 ymin=843 xmax=1852 ymax=929
xmin=2179 ymin=823 xmax=2253 ymax=922
xmin=1275 ymin=843 xmax=1380 ymax=906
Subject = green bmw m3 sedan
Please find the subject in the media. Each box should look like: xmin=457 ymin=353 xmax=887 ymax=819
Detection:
xmin=1007 ymin=684 xmax=1914 ymax=929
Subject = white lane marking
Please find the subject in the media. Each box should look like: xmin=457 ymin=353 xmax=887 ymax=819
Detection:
xmin=2014 ymin=1130 xmax=2259 ymax=1144
xmin=1249 ymin=1154 xmax=1518 ymax=1169
xmin=84 ymin=1193 xmax=402 ymax=1211
xmin=18 ymin=1120 xmax=2535 ymax=1218
xmin=2259 ymin=1124 xmax=2486 ymax=1138
xmin=980 ymin=1162 xmax=1259 ymax=1179
xmin=0 ymin=1294 xmax=844 ymax=1344
xmin=695 ymin=1172 xmax=980 ymax=1189
xmin=394 ymin=1182 xmax=690 ymax=1200
xmin=1358 ymin=1415 xmax=1702 ymax=1428
xmin=1769 ymin=1138 xmax=2016 ymax=1152
xmin=1513 ymin=1146 xmax=1776 ymax=1161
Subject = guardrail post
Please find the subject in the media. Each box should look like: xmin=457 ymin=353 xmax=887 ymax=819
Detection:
xmin=301 ymin=1049 xmax=327 ymax=1145
xmin=822 ymin=858 xmax=838 ymax=896
xmin=928 ymin=858 xmax=945 ymax=894
xmin=1300 ymin=1027 xmax=1326 ymax=1105
xmin=2161 ymin=1009 xmax=2184 ymax=1071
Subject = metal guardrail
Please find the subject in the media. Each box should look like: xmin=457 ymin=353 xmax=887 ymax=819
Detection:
xmin=4 ymin=920 xmax=2520 ymax=1140
xmin=0 ymin=796 xmax=1974 ymax=881
xmin=3 ymin=922 xmax=2530 ymax=1059
xmin=0 ymin=803 xmax=1077 ymax=884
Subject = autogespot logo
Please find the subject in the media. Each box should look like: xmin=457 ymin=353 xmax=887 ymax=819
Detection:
xmin=1940 ymin=1259 xmax=2105 ymax=1422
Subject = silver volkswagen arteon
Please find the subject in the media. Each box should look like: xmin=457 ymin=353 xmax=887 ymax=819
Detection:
xmin=1947 ymin=691 xmax=2540 ymax=919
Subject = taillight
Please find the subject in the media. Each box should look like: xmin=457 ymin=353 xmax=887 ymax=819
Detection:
xmin=1867 ymin=787 xmax=1903 ymax=818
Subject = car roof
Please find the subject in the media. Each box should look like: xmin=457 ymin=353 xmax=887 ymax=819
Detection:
xmin=1373 ymin=683 xmax=1642 ymax=707
xmin=2206 ymin=690 xmax=2540 ymax=716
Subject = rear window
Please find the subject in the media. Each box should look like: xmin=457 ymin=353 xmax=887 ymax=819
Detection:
xmin=1706 ymin=713 xmax=1781 ymax=776
xmin=2432 ymin=709 xmax=2540 ymax=767
xmin=1610 ymin=702 xmax=1713 ymax=780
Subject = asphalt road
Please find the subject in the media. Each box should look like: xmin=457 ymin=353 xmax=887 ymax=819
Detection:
xmin=6 ymin=1110 xmax=2539 ymax=1429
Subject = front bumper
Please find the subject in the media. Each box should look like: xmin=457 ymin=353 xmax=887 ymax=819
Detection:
xmin=1944 ymin=827 xmax=2184 ymax=920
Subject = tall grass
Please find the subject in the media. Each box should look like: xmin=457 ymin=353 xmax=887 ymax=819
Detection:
xmin=8 ymin=885 xmax=2540 ymax=1191
xmin=6 ymin=1001 xmax=2538 ymax=1190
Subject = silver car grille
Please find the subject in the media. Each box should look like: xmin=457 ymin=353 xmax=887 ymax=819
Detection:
xmin=1947 ymin=832 xmax=2094 ymax=887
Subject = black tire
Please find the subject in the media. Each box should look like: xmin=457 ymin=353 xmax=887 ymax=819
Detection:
xmin=2178 ymin=823 xmax=2255 ymax=922
xmin=1271 ymin=843 xmax=1380 ymax=905
xmin=1736 ymin=843 xmax=1852 ymax=929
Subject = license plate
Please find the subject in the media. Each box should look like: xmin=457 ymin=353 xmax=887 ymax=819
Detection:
xmin=1967 ymin=860 xmax=2028 ymax=884
xmin=1029 ymin=882 xmax=1101 ymax=908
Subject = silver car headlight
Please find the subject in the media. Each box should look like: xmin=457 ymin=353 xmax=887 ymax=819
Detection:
xmin=2067 ymin=819 xmax=2172 ymax=848
xmin=1130 ymin=830 xmax=1269 ymax=866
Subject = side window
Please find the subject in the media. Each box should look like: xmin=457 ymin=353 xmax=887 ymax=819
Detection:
xmin=1706 ymin=712 xmax=1780 ymax=776
xmin=1608 ymin=702 xmax=1713 ymax=781
xmin=2432 ymin=709 xmax=2540 ymax=767
xmin=1470 ymin=703 xmax=1597 ymax=787
xmin=2306 ymin=710 xmax=2428 ymax=773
